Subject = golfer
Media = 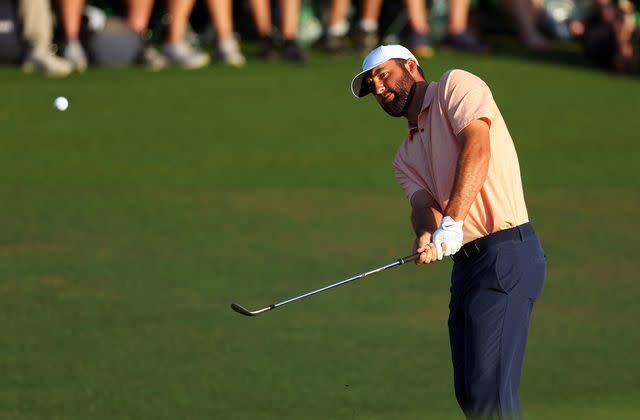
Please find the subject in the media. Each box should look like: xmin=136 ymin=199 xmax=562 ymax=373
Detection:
xmin=351 ymin=45 xmax=546 ymax=419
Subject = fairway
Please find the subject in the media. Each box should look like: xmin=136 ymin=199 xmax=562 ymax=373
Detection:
xmin=1 ymin=50 xmax=639 ymax=419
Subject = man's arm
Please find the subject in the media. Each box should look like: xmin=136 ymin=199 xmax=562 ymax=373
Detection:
xmin=411 ymin=189 xmax=443 ymax=237
xmin=443 ymin=119 xmax=491 ymax=221
xmin=410 ymin=190 xmax=444 ymax=265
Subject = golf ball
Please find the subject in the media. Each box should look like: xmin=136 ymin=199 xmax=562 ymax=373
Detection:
xmin=54 ymin=96 xmax=69 ymax=111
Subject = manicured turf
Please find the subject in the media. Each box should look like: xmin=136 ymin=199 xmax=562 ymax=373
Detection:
xmin=1 ymin=48 xmax=639 ymax=419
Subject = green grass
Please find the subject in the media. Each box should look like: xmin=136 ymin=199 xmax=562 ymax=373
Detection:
xmin=1 ymin=49 xmax=639 ymax=419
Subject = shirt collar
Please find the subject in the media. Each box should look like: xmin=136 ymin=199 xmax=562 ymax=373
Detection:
xmin=407 ymin=82 xmax=437 ymax=140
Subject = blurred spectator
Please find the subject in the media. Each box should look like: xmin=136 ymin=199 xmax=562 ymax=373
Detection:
xmin=570 ymin=0 xmax=639 ymax=73
xmin=19 ymin=0 xmax=73 ymax=77
xmin=163 ymin=0 xmax=210 ymax=69
xmin=501 ymin=0 xmax=550 ymax=51
xmin=203 ymin=0 xmax=245 ymax=66
xmin=56 ymin=0 xmax=211 ymax=70
xmin=12 ymin=0 xmax=640 ymax=76
xmin=441 ymin=0 xmax=489 ymax=53
xmin=353 ymin=0 xmax=379 ymax=52
xmin=404 ymin=0 xmax=435 ymax=58
xmin=354 ymin=0 xmax=436 ymax=55
xmin=356 ymin=0 xmax=436 ymax=58
xmin=249 ymin=0 xmax=308 ymax=63
xmin=353 ymin=0 xmax=487 ymax=55
xmin=610 ymin=0 xmax=639 ymax=72
xmin=57 ymin=0 xmax=167 ymax=70
xmin=58 ymin=0 xmax=212 ymax=72
xmin=127 ymin=0 xmax=168 ymax=69
xmin=324 ymin=0 xmax=352 ymax=54
xmin=57 ymin=0 xmax=88 ymax=71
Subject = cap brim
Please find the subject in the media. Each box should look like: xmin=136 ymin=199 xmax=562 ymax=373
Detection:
xmin=350 ymin=70 xmax=371 ymax=98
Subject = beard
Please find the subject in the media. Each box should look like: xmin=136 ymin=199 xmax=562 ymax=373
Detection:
xmin=380 ymin=73 xmax=417 ymax=118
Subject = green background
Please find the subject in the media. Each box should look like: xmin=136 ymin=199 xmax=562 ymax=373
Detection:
xmin=1 ymin=49 xmax=639 ymax=419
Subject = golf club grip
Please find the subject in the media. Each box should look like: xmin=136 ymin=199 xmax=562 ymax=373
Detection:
xmin=400 ymin=253 xmax=420 ymax=263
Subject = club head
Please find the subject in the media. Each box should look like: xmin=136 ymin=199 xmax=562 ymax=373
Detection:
xmin=230 ymin=303 xmax=255 ymax=316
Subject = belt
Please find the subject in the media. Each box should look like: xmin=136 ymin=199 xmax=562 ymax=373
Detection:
xmin=451 ymin=223 xmax=535 ymax=263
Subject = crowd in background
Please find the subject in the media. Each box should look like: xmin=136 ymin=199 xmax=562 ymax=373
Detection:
xmin=0 ymin=0 xmax=638 ymax=77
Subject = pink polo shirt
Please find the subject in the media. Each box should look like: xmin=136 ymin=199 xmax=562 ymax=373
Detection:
xmin=392 ymin=69 xmax=529 ymax=244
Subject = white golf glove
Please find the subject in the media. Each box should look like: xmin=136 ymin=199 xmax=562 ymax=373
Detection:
xmin=431 ymin=216 xmax=464 ymax=260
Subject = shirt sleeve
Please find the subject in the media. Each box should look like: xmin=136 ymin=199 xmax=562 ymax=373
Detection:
xmin=392 ymin=155 xmax=424 ymax=201
xmin=442 ymin=70 xmax=496 ymax=135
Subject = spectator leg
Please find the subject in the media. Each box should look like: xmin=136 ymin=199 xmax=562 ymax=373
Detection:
xmin=501 ymin=0 xmax=549 ymax=50
xmin=18 ymin=0 xmax=53 ymax=53
xmin=328 ymin=0 xmax=351 ymax=31
xmin=249 ymin=0 xmax=272 ymax=37
xmin=205 ymin=0 xmax=234 ymax=41
xmin=404 ymin=0 xmax=430 ymax=35
xmin=127 ymin=0 xmax=155 ymax=34
xmin=166 ymin=0 xmax=197 ymax=44
xmin=279 ymin=0 xmax=300 ymax=40
xmin=404 ymin=0 xmax=434 ymax=58
xmin=448 ymin=0 xmax=469 ymax=35
xmin=206 ymin=0 xmax=245 ymax=66
xmin=360 ymin=0 xmax=382 ymax=29
xmin=57 ymin=0 xmax=85 ymax=41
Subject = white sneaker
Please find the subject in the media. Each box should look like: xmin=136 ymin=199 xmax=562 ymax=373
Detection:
xmin=63 ymin=40 xmax=88 ymax=72
xmin=163 ymin=41 xmax=210 ymax=69
xmin=140 ymin=44 xmax=168 ymax=71
xmin=22 ymin=49 xmax=73 ymax=78
xmin=217 ymin=36 xmax=246 ymax=67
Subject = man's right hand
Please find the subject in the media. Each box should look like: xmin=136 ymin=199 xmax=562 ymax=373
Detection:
xmin=413 ymin=232 xmax=445 ymax=265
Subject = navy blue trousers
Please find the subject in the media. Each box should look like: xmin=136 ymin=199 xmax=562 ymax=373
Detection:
xmin=448 ymin=224 xmax=545 ymax=419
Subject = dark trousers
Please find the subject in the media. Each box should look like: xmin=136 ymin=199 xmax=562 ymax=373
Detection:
xmin=448 ymin=223 xmax=546 ymax=420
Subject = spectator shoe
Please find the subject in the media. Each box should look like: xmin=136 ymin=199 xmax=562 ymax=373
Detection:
xmin=163 ymin=40 xmax=211 ymax=69
xmin=22 ymin=49 xmax=73 ymax=78
xmin=63 ymin=40 xmax=89 ymax=72
xmin=441 ymin=31 xmax=490 ymax=54
xmin=217 ymin=36 xmax=246 ymax=67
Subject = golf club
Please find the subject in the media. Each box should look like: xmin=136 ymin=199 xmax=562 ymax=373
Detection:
xmin=230 ymin=253 xmax=420 ymax=317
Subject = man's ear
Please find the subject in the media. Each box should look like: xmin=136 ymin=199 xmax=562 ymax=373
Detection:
xmin=404 ymin=59 xmax=419 ymax=77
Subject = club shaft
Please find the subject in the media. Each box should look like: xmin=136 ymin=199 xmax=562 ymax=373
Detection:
xmin=272 ymin=255 xmax=416 ymax=309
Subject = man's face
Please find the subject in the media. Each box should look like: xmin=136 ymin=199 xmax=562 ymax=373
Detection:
xmin=365 ymin=60 xmax=416 ymax=117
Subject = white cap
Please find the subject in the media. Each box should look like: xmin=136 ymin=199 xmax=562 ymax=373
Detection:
xmin=350 ymin=45 xmax=419 ymax=98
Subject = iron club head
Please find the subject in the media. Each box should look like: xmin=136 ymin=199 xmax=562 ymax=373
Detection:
xmin=230 ymin=303 xmax=255 ymax=316
xmin=230 ymin=303 xmax=274 ymax=317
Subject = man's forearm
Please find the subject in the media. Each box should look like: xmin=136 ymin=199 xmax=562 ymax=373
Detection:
xmin=412 ymin=207 xmax=442 ymax=236
xmin=411 ymin=189 xmax=443 ymax=236
xmin=444 ymin=120 xmax=491 ymax=221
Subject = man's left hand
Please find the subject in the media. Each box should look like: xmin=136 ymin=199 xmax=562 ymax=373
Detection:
xmin=431 ymin=216 xmax=464 ymax=260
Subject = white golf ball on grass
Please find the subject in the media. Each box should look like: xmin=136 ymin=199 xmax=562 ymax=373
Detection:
xmin=54 ymin=96 xmax=69 ymax=111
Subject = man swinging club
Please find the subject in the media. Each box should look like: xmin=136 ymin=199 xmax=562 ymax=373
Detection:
xmin=350 ymin=45 xmax=546 ymax=419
